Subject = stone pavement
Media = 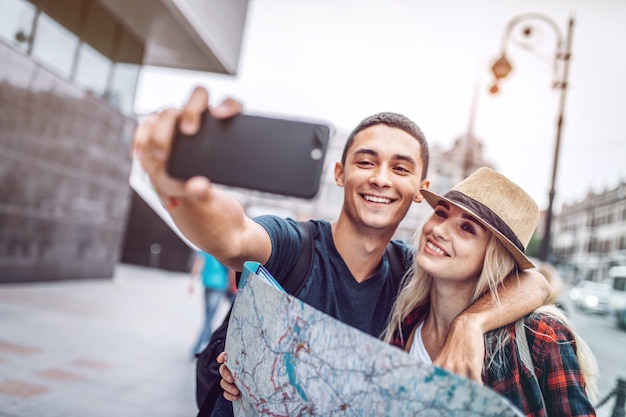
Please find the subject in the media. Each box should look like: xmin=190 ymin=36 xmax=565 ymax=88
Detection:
xmin=0 ymin=263 xmax=229 ymax=417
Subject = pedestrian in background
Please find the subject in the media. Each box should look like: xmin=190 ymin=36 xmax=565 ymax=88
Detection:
xmin=189 ymin=251 xmax=233 ymax=357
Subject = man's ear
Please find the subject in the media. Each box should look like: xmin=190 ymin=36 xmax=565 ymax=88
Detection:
xmin=413 ymin=179 xmax=430 ymax=203
xmin=334 ymin=162 xmax=345 ymax=187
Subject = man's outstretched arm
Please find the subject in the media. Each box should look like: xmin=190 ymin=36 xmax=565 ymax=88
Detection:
xmin=433 ymin=269 xmax=550 ymax=381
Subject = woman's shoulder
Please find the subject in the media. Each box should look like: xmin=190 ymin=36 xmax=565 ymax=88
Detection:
xmin=523 ymin=310 xmax=576 ymax=343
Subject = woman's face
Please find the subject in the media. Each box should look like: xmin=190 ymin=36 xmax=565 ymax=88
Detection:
xmin=417 ymin=201 xmax=492 ymax=284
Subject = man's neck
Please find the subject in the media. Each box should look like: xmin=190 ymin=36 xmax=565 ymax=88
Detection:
xmin=331 ymin=216 xmax=397 ymax=283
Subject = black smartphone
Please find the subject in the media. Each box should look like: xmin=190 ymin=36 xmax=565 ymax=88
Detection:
xmin=167 ymin=111 xmax=331 ymax=199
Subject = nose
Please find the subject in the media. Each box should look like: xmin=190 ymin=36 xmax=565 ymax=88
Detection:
xmin=369 ymin=165 xmax=392 ymax=188
xmin=431 ymin=220 xmax=449 ymax=240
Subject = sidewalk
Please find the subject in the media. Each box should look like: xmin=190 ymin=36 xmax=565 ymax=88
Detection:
xmin=0 ymin=263 xmax=226 ymax=417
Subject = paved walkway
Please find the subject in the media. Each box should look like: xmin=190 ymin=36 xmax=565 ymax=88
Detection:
xmin=0 ymin=263 xmax=230 ymax=417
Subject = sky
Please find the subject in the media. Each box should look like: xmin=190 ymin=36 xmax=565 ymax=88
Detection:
xmin=134 ymin=0 xmax=626 ymax=212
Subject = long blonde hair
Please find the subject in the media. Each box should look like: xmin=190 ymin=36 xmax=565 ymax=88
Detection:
xmin=382 ymin=232 xmax=599 ymax=400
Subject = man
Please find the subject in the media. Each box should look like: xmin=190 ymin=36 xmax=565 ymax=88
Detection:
xmin=133 ymin=86 xmax=549 ymax=414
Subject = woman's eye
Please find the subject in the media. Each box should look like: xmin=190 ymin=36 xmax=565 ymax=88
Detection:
xmin=461 ymin=223 xmax=476 ymax=234
xmin=434 ymin=209 xmax=447 ymax=219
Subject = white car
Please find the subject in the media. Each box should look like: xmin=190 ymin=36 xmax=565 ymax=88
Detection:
xmin=608 ymin=266 xmax=626 ymax=329
xmin=569 ymin=280 xmax=611 ymax=315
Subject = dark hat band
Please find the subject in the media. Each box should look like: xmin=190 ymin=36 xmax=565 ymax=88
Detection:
xmin=444 ymin=190 xmax=525 ymax=252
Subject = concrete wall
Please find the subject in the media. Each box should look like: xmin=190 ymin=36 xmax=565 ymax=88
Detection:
xmin=0 ymin=41 xmax=135 ymax=282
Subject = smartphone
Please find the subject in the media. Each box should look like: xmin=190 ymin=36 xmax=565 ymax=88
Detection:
xmin=167 ymin=111 xmax=331 ymax=199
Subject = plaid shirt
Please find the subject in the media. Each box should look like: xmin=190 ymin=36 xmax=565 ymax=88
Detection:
xmin=391 ymin=309 xmax=595 ymax=417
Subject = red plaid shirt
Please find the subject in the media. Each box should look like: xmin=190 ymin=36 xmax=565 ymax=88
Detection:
xmin=391 ymin=309 xmax=595 ymax=417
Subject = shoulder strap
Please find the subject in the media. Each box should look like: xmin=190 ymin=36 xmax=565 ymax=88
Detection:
xmin=384 ymin=241 xmax=408 ymax=291
xmin=515 ymin=318 xmax=548 ymax=415
xmin=279 ymin=220 xmax=314 ymax=296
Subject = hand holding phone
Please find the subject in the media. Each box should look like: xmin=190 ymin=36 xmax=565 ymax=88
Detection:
xmin=167 ymin=111 xmax=331 ymax=199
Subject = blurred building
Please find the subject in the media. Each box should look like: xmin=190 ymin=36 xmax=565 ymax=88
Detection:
xmin=0 ymin=0 xmax=249 ymax=282
xmin=552 ymin=181 xmax=626 ymax=282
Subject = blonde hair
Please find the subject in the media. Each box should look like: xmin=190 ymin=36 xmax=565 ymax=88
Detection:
xmin=382 ymin=233 xmax=599 ymax=400
xmin=535 ymin=262 xmax=564 ymax=305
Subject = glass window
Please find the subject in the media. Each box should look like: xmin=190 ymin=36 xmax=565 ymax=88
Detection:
xmin=31 ymin=12 xmax=79 ymax=78
xmin=0 ymin=0 xmax=36 ymax=52
xmin=75 ymin=42 xmax=110 ymax=96
xmin=107 ymin=28 xmax=143 ymax=115
xmin=108 ymin=62 xmax=140 ymax=115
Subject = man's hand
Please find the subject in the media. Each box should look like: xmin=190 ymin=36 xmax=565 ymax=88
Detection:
xmin=432 ymin=314 xmax=485 ymax=382
xmin=132 ymin=86 xmax=243 ymax=203
xmin=217 ymin=352 xmax=241 ymax=401
xmin=433 ymin=269 xmax=549 ymax=382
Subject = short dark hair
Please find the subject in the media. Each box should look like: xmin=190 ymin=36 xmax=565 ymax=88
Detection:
xmin=340 ymin=112 xmax=429 ymax=180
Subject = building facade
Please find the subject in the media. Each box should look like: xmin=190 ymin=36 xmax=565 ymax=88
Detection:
xmin=0 ymin=0 xmax=248 ymax=282
xmin=552 ymin=181 xmax=626 ymax=282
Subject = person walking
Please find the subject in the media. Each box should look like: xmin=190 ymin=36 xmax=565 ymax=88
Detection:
xmin=189 ymin=251 xmax=232 ymax=357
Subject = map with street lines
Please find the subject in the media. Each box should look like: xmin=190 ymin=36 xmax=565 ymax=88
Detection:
xmin=224 ymin=262 xmax=523 ymax=417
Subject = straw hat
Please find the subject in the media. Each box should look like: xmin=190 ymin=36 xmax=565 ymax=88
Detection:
xmin=420 ymin=167 xmax=539 ymax=270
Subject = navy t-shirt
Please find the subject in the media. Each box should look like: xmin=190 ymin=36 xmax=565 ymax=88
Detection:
xmin=254 ymin=215 xmax=412 ymax=338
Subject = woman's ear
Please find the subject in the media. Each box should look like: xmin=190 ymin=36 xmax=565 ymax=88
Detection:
xmin=334 ymin=162 xmax=345 ymax=187
xmin=414 ymin=179 xmax=430 ymax=203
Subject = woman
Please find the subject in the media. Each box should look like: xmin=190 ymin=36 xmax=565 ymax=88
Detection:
xmin=383 ymin=167 xmax=598 ymax=417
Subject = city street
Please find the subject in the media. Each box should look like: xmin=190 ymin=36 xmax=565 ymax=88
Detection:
xmin=0 ymin=264 xmax=231 ymax=417
xmin=559 ymin=287 xmax=626 ymax=417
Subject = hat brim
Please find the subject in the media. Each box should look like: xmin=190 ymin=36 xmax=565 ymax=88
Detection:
xmin=420 ymin=189 xmax=535 ymax=270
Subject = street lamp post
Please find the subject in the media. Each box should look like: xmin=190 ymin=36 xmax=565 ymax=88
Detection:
xmin=488 ymin=13 xmax=575 ymax=262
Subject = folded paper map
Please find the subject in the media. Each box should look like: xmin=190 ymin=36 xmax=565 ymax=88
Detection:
xmin=224 ymin=261 xmax=523 ymax=417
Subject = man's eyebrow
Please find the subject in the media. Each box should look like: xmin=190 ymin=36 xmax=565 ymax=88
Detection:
xmin=393 ymin=154 xmax=417 ymax=165
xmin=353 ymin=148 xmax=378 ymax=158
xmin=353 ymin=148 xmax=417 ymax=165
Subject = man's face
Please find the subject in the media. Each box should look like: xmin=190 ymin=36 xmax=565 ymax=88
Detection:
xmin=335 ymin=124 xmax=429 ymax=231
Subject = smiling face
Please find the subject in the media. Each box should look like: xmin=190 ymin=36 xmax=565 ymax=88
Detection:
xmin=335 ymin=124 xmax=428 ymax=232
xmin=417 ymin=201 xmax=491 ymax=284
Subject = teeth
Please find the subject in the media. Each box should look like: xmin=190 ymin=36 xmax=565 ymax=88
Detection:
xmin=426 ymin=241 xmax=446 ymax=256
xmin=364 ymin=195 xmax=391 ymax=204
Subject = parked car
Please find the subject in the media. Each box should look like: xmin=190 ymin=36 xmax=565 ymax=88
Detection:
xmin=608 ymin=266 xmax=626 ymax=329
xmin=568 ymin=280 xmax=611 ymax=315
xmin=616 ymin=308 xmax=626 ymax=329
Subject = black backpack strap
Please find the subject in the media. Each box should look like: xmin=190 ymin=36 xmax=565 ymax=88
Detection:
xmin=279 ymin=220 xmax=314 ymax=296
xmin=384 ymin=240 xmax=410 ymax=293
